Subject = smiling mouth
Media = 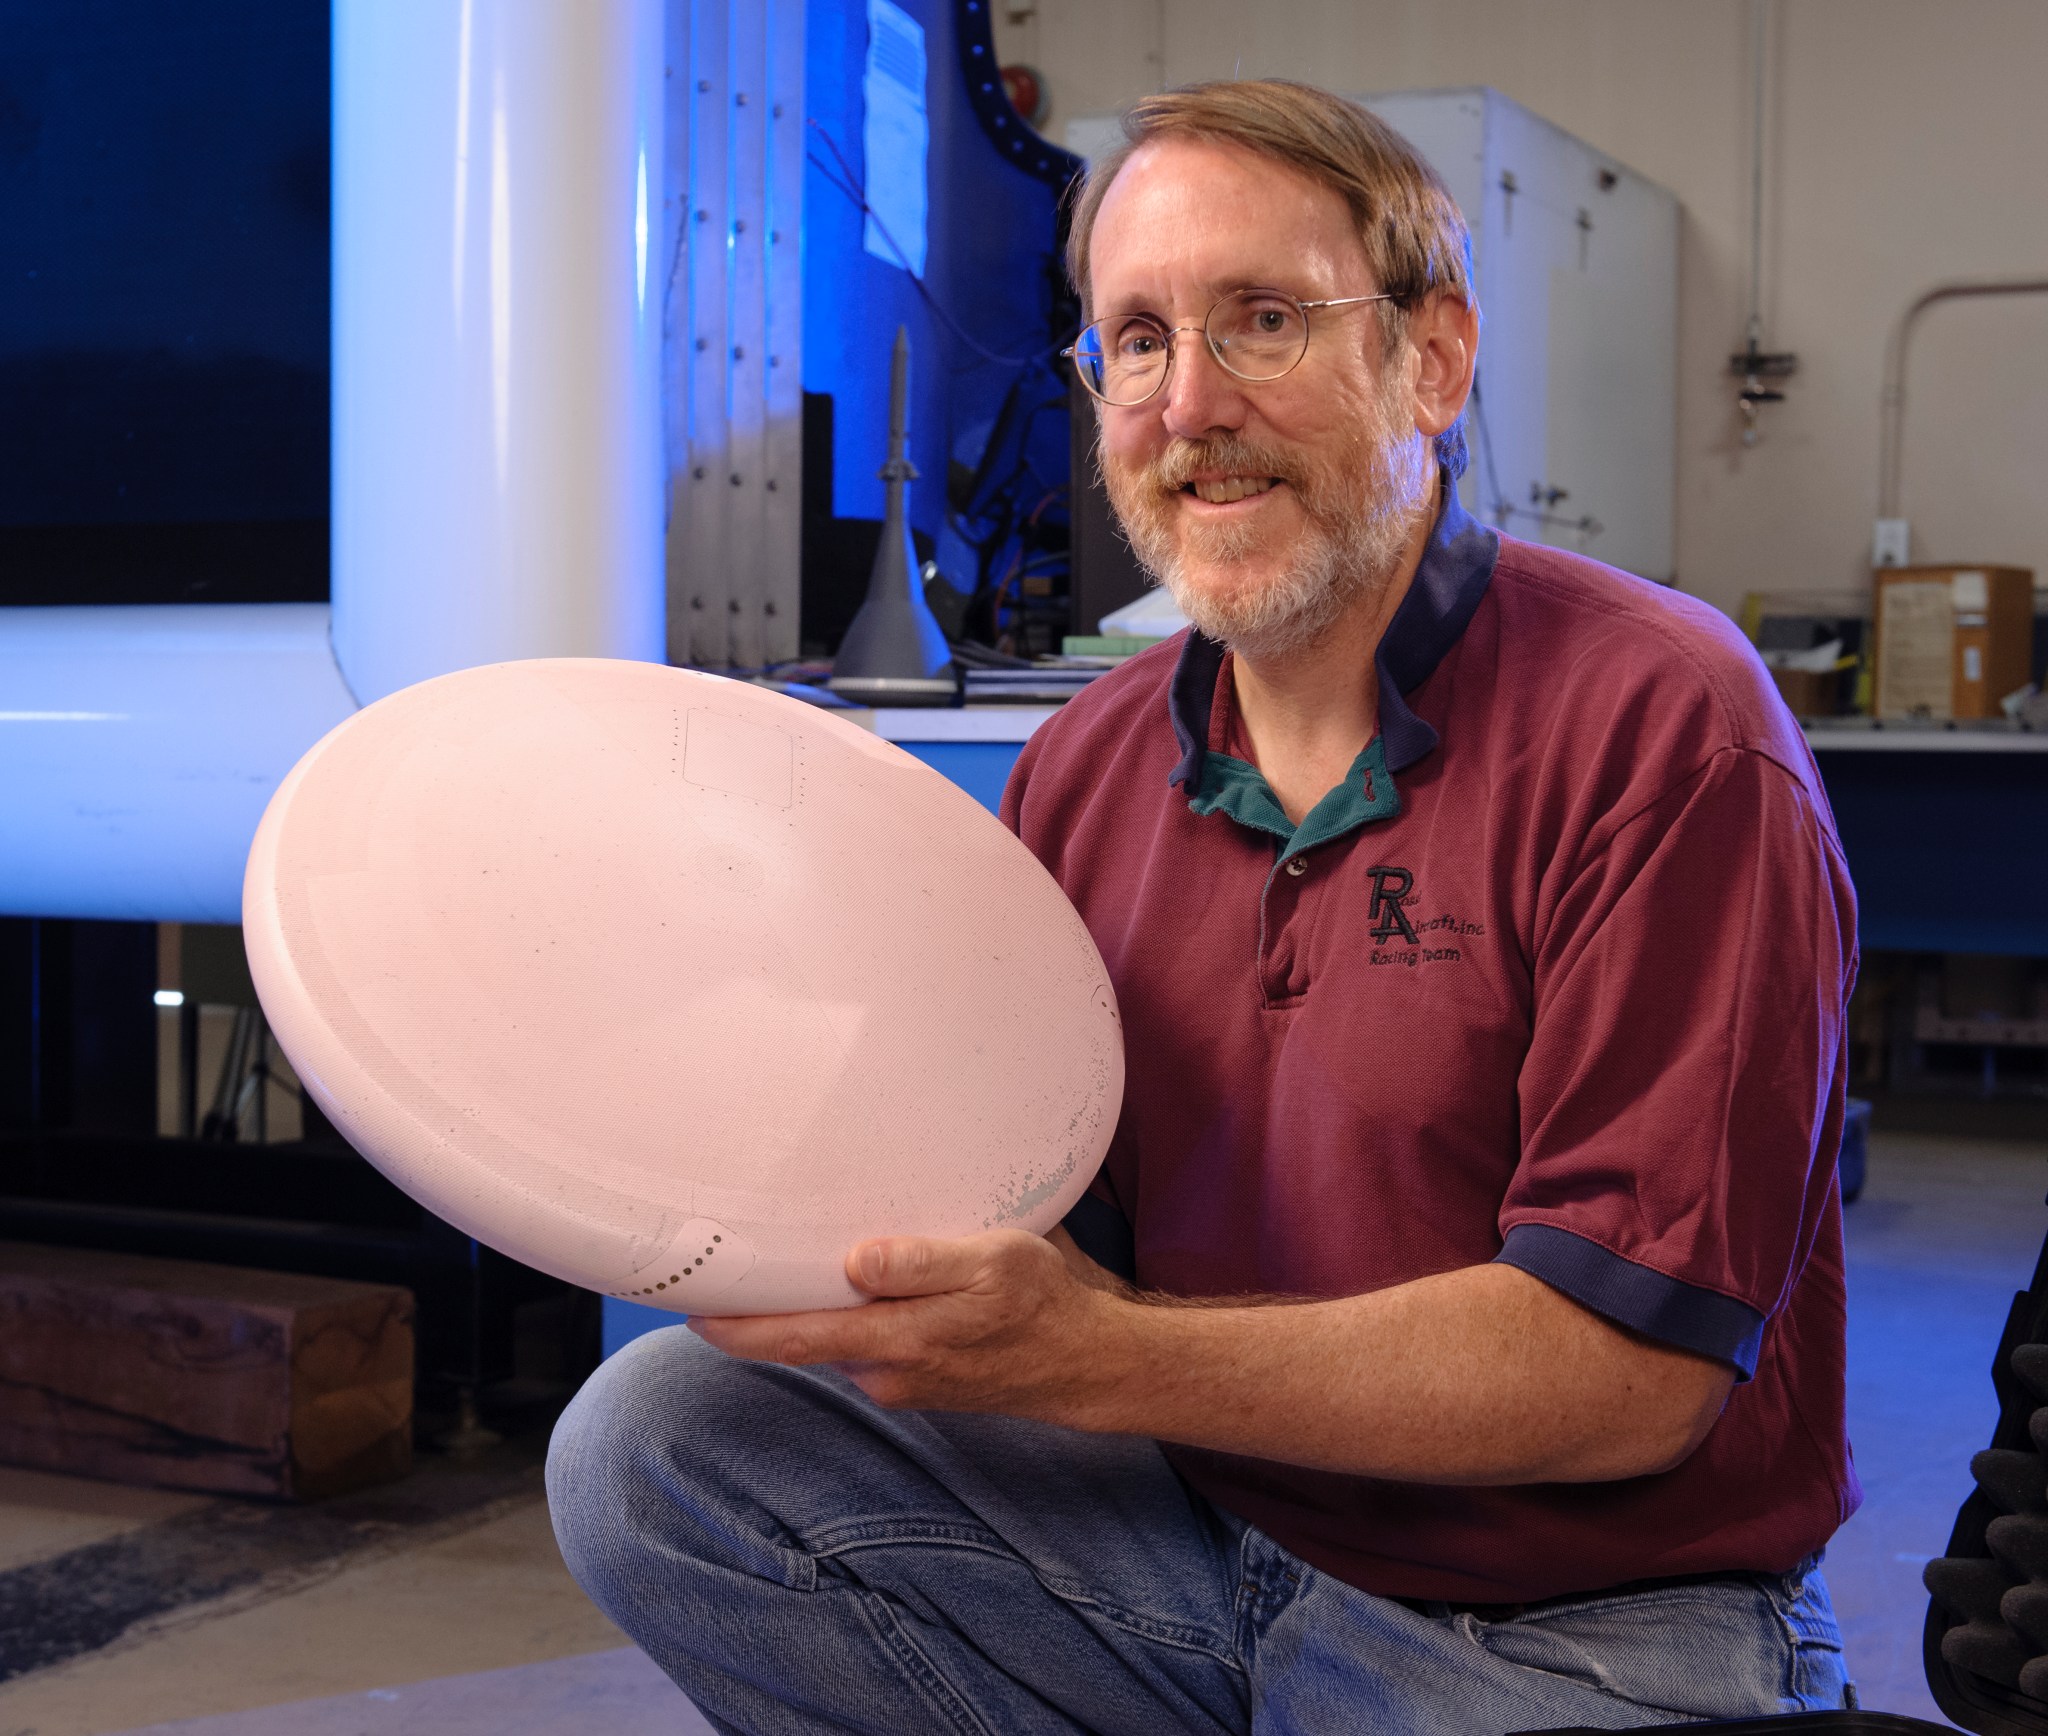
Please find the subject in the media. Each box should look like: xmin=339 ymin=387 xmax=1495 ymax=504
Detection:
xmin=1182 ymin=476 xmax=1280 ymax=505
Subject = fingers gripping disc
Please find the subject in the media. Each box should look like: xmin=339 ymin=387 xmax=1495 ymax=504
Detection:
xmin=242 ymin=659 xmax=1124 ymax=1316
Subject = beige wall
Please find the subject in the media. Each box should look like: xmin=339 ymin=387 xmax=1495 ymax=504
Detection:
xmin=995 ymin=0 xmax=2048 ymax=619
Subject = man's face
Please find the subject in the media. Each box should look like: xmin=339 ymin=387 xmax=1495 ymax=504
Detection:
xmin=1086 ymin=136 xmax=1434 ymax=657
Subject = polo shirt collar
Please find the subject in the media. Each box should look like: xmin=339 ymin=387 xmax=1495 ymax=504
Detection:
xmin=1166 ymin=476 xmax=1499 ymax=791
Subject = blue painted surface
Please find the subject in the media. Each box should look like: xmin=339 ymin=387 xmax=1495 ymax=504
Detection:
xmin=1815 ymin=748 xmax=2048 ymax=957
xmin=895 ymin=739 xmax=1022 ymax=815
xmin=803 ymin=0 xmax=1069 ymax=538
xmin=603 ymin=1298 xmax=680 ymax=1359
xmin=0 ymin=0 xmax=330 ymax=539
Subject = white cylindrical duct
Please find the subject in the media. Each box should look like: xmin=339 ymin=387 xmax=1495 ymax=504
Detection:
xmin=0 ymin=606 xmax=358 ymax=923
xmin=331 ymin=0 xmax=665 ymax=703
xmin=0 ymin=1 xmax=668 ymax=922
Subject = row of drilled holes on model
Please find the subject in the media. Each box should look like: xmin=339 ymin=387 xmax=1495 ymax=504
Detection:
xmin=1927 ymin=1341 xmax=2048 ymax=1696
xmin=618 ymin=1236 xmax=724 ymax=1298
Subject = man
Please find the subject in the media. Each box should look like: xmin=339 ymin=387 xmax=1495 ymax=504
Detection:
xmin=549 ymin=81 xmax=1859 ymax=1733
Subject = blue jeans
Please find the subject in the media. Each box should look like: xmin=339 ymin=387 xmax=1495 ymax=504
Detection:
xmin=547 ymin=1327 xmax=1852 ymax=1735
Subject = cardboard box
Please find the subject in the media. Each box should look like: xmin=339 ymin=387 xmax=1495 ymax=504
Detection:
xmin=1767 ymin=666 xmax=1841 ymax=719
xmin=1872 ymin=565 xmax=2034 ymax=721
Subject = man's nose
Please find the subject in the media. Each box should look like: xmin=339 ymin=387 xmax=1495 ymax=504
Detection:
xmin=1159 ymin=331 xmax=1249 ymax=441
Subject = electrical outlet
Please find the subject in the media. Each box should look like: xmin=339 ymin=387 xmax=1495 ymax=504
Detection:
xmin=1872 ymin=518 xmax=1911 ymax=568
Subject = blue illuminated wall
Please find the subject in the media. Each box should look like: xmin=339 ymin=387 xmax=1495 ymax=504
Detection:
xmin=802 ymin=0 xmax=1073 ymax=560
xmin=2 ymin=0 xmax=1068 ymax=622
xmin=0 ymin=0 xmax=330 ymax=603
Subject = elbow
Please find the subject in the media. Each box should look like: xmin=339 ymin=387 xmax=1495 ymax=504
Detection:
xmin=1615 ymin=1408 xmax=1719 ymax=1480
xmin=1557 ymin=1371 xmax=1734 ymax=1483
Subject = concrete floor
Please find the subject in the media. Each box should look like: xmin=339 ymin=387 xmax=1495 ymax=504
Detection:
xmin=1826 ymin=1127 xmax=2044 ymax=1724
xmin=0 ymin=1125 xmax=2039 ymax=1734
xmin=0 ymin=1468 xmax=209 ymax=1578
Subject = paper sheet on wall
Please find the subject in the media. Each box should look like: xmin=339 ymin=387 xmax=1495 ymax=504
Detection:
xmin=1877 ymin=580 xmax=1955 ymax=720
xmin=863 ymin=0 xmax=927 ymax=278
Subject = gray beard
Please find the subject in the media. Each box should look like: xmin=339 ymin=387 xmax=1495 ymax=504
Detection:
xmin=1100 ymin=394 xmax=1436 ymax=661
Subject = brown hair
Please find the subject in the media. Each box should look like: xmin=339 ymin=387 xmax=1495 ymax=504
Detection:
xmin=1065 ymin=79 xmax=1477 ymax=477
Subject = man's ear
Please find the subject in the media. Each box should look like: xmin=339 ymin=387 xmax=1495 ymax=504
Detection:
xmin=1410 ymin=292 xmax=1479 ymax=439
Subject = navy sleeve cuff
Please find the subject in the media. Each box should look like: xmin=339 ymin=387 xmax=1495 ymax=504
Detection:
xmin=1495 ymin=1223 xmax=1766 ymax=1379
xmin=1061 ymin=1193 xmax=1136 ymax=1284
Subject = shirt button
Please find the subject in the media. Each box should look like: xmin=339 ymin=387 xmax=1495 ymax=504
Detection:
xmin=1284 ymin=857 xmax=1308 ymax=877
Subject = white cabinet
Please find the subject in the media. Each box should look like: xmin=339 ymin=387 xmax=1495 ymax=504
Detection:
xmin=1358 ymin=88 xmax=1678 ymax=583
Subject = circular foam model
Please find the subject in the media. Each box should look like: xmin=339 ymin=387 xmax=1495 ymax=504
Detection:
xmin=243 ymin=659 xmax=1123 ymax=1316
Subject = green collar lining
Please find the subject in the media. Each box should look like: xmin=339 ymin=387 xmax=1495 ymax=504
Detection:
xmin=1187 ymin=736 xmax=1400 ymax=861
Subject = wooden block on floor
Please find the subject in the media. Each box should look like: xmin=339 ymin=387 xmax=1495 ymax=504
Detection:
xmin=0 ymin=1242 xmax=413 ymax=1500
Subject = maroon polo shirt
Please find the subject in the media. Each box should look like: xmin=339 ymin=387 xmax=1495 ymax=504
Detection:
xmin=1000 ymin=488 xmax=1861 ymax=1604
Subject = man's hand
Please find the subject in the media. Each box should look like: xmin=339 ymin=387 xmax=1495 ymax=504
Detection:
xmin=692 ymin=1236 xmax=1734 ymax=1485
xmin=689 ymin=1228 xmax=1125 ymax=1424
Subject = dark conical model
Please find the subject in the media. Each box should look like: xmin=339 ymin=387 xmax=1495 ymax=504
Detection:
xmin=827 ymin=325 xmax=957 ymax=704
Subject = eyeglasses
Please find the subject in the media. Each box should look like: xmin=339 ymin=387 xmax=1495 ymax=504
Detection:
xmin=1062 ymin=287 xmax=1397 ymax=407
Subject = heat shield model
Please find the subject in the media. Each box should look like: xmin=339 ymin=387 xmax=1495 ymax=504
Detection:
xmin=242 ymin=660 xmax=1123 ymax=1315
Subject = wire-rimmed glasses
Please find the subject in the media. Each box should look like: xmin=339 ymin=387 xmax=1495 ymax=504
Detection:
xmin=1062 ymin=287 xmax=1397 ymax=407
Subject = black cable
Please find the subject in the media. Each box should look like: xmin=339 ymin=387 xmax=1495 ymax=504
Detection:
xmin=1468 ymin=372 xmax=1511 ymax=524
xmin=951 ymin=370 xmax=1037 ymax=518
xmin=950 ymin=395 xmax=1070 ymax=543
xmin=805 ymin=120 xmax=1059 ymax=370
xmin=804 ymin=120 xmax=1084 ymax=629
xmin=1467 ymin=373 xmax=1601 ymax=540
xmin=806 ymin=152 xmax=1035 ymax=394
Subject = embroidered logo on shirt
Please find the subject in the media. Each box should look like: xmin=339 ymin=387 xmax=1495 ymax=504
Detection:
xmin=1366 ymin=867 xmax=1420 ymax=943
xmin=1366 ymin=866 xmax=1487 ymax=968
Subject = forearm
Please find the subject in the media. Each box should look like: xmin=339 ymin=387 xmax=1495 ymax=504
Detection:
xmin=1061 ymin=1260 xmax=1732 ymax=1485
xmin=694 ymin=1229 xmax=1733 ymax=1485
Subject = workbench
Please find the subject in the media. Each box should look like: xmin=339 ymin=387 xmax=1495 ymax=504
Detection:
xmin=1804 ymin=722 xmax=2048 ymax=958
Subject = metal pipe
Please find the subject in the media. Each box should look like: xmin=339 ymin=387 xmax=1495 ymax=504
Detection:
xmin=1745 ymin=0 xmax=1768 ymax=347
xmin=331 ymin=0 xmax=665 ymax=704
xmin=0 ymin=605 xmax=358 ymax=922
xmin=0 ymin=1 xmax=669 ymax=921
xmin=1878 ymin=277 xmax=2048 ymax=521
xmin=179 ymin=1000 xmax=200 ymax=1139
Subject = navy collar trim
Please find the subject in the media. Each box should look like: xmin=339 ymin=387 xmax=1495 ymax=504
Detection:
xmin=1166 ymin=478 xmax=1499 ymax=791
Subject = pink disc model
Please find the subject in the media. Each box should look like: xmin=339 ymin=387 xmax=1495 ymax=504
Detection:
xmin=242 ymin=659 xmax=1123 ymax=1316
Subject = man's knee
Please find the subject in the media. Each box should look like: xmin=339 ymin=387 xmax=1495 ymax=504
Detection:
xmin=545 ymin=1324 xmax=819 ymax=1610
xmin=548 ymin=1326 xmax=721 ymax=1594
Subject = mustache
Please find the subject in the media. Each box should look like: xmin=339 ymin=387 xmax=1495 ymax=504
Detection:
xmin=1140 ymin=435 xmax=1303 ymax=493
